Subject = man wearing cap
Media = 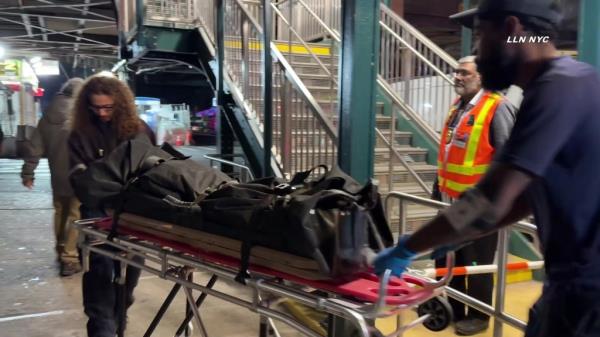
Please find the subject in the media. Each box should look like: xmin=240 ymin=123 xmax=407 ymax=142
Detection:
xmin=432 ymin=55 xmax=515 ymax=335
xmin=374 ymin=1 xmax=600 ymax=336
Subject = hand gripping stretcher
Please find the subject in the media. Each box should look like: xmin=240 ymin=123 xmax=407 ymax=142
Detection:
xmin=75 ymin=216 xmax=455 ymax=337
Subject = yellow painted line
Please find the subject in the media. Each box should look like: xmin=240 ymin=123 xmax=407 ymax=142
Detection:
xmin=376 ymin=314 xmax=399 ymax=335
xmin=281 ymin=299 xmax=327 ymax=336
xmin=506 ymin=270 xmax=533 ymax=284
xmin=224 ymin=40 xmax=331 ymax=55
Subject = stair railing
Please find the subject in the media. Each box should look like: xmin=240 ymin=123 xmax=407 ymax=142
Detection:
xmin=270 ymin=0 xmax=339 ymax=119
xmin=144 ymin=0 xmax=197 ymax=27
xmin=286 ymin=0 xmax=437 ymax=193
xmin=194 ymin=0 xmax=338 ymax=178
xmin=379 ymin=3 xmax=458 ymax=133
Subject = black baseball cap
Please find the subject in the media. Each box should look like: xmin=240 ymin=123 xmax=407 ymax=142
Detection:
xmin=450 ymin=0 xmax=562 ymax=28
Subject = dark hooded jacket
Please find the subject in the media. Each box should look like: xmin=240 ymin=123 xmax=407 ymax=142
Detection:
xmin=21 ymin=78 xmax=84 ymax=197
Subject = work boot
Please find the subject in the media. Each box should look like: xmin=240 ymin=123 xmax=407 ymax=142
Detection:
xmin=60 ymin=261 xmax=82 ymax=277
xmin=455 ymin=318 xmax=489 ymax=335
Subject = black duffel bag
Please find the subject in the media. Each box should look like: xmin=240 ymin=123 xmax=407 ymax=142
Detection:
xmin=70 ymin=138 xmax=233 ymax=227
xmin=199 ymin=165 xmax=394 ymax=280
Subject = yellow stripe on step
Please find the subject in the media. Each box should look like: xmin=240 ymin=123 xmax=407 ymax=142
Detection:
xmin=223 ymin=40 xmax=331 ymax=55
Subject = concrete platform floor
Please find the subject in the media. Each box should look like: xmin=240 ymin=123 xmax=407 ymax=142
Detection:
xmin=0 ymin=155 xmax=542 ymax=337
xmin=0 ymin=153 xmax=303 ymax=337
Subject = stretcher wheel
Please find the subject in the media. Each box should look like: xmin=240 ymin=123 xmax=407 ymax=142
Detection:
xmin=417 ymin=297 xmax=453 ymax=331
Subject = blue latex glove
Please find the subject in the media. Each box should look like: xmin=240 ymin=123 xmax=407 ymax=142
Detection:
xmin=373 ymin=235 xmax=416 ymax=277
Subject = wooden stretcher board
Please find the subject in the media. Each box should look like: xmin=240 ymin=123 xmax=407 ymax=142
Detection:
xmin=117 ymin=212 xmax=329 ymax=280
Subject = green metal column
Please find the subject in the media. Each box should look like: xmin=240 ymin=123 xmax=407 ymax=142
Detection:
xmin=337 ymin=0 xmax=380 ymax=184
xmin=262 ymin=0 xmax=273 ymax=177
xmin=578 ymin=0 xmax=600 ymax=70
xmin=216 ymin=0 xmax=234 ymax=174
xmin=461 ymin=0 xmax=472 ymax=57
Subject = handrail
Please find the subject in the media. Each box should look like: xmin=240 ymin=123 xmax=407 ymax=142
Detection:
xmin=380 ymin=3 xmax=458 ymax=69
xmin=379 ymin=21 xmax=455 ymax=85
xmin=384 ymin=190 xmax=540 ymax=336
xmin=203 ymin=153 xmax=255 ymax=181
xmin=377 ymin=76 xmax=441 ymax=143
xmin=296 ymin=0 xmax=341 ymax=42
xmin=270 ymin=3 xmax=337 ymax=83
xmin=230 ymin=0 xmax=339 ymax=141
xmin=384 ymin=191 xmax=538 ymax=238
xmin=236 ymin=0 xmax=264 ymax=34
xmin=272 ymin=46 xmax=338 ymax=140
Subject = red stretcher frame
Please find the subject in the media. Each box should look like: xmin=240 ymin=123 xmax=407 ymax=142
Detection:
xmin=75 ymin=217 xmax=453 ymax=337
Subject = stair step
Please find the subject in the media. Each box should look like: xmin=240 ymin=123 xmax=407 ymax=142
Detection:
xmin=227 ymin=58 xmax=338 ymax=73
xmin=373 ymin=146 xmax=428 ymax=163
xmin=266 ymin=114 xmax=392 ymax=129
xmin=374 ymin=163 xmax=437 ymax=185
xmin=387 ymin=204 xmax=439 ymax=234
xmin=375 ymin=130 xmax=412 ymax=146
xmin=377 ymin=182 xmax=431 ymax=196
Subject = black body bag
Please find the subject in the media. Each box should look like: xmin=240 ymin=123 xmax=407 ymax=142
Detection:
xmin=199 ymin=165 xmax=394 ymax=280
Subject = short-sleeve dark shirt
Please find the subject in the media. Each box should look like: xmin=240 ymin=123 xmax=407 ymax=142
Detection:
xmin=497 ymin=57 xmax=600 ymax=280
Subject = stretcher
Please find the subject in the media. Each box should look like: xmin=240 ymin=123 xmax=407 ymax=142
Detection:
xmin=75 ymin=215 xmax=455 ymax=337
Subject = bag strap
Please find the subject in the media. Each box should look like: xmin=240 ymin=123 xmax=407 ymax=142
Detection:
xmin=289 ymin=164 xmax=329 ymax=186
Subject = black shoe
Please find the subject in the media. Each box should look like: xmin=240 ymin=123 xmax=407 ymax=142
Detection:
xmin=455 ymin=318 xmax=489 ymax=336
xmin=60 ymin=261 xmax=82 ymax=277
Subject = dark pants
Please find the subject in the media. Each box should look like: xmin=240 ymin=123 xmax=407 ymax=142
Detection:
xmin=525 ymin=280 xmax=600 ymax=337
xmin=436 ymin=232 xmax=498 ymax=321
xmin=80 ymin=206 xmax=142 ymax=337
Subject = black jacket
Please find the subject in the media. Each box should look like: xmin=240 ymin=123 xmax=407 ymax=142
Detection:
xmin=68 ymin=120 xmax=156 ymax=171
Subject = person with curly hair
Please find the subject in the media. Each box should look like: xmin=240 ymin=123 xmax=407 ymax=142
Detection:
xmin=68 ymin=73 xmax=155 ymax=337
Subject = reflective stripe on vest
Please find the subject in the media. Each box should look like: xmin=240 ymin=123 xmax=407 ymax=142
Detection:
xmin=463 ymin=98 xmax=497 ymax=167
xmin=437 ymin=161 xmax=490 ymax=175
xmin=437 ymin=92 xmax=501 ymax=198
xmin=438 ymin=177 xmax=473 ymax=194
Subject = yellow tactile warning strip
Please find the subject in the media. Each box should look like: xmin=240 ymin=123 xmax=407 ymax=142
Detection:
xmin=504 ymin=254 xmax=534 ymax=284
xmin=280 ymin=299 xmax=327 ymax=336
xmin=223 ymin=39 xmax=331 ymax=55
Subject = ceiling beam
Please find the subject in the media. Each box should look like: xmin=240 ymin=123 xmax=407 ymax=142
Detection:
xmin=1 ymin=25 xmax=114 ymax=40
xmin=38 ymin=16 xmax=48 ymax=41
xmin=0 ymin=2 xmax=112 ymax=11
xmin=0 ymin=15 xmax=114 ymax=46
xmin=19 ymin=1 xmax=34 ymax=37
xmin=0 ymin=11 xmax=115 ymax=24
xmin=5 ymin=38 xmax=116 ymax=48
xmin=26 ymin=1 xmax=114 ymax=21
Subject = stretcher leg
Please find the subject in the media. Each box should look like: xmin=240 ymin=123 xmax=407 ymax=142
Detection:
xmin=184 ymin=272 xmax=194 ymax=337
xmin=116 ymin=256 xmax=128 ymax=337
xmin=174 ymin=274 xmax=218 ymax=337
xmin=259 ymin=316 xmax=269 ymax=337
xmin=143 ymin=283 xmax=182 ymax=337
xmin=183 ymin=285 xmax=209 ymax=337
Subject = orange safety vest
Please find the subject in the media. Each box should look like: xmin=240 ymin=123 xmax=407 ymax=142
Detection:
xmin=437 ymin=91 xmax=502 ymax=199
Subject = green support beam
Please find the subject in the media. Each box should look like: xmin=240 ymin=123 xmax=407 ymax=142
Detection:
xmin=461 ymin=0 xmax=472 ymax=57
xmin=337 ymin=0 xmax=380 ymax=184
xmin=578 ymin=0 xmax=600 ymax=70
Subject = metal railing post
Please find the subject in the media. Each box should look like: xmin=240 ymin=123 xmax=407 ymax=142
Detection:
xmin=493 ymin=228 xmax=510 ymax=337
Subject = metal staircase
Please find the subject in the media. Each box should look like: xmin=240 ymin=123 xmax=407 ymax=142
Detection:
xmin=139 ymin=0 xmax=463 ymax=233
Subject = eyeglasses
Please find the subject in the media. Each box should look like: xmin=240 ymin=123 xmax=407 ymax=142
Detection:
xmin=89 ymin=104 xmax=114 ymax=113
xmin=453 ymin=69 xmax=475 ymax=78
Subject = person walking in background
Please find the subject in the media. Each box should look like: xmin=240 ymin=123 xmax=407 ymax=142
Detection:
xmin=21 ymin=77 xmax=85 ymax=277
xmin=68 ymin=74 xmax=155 ymax=337
xmin=432 ymin=56 xmax=516 ymax=335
